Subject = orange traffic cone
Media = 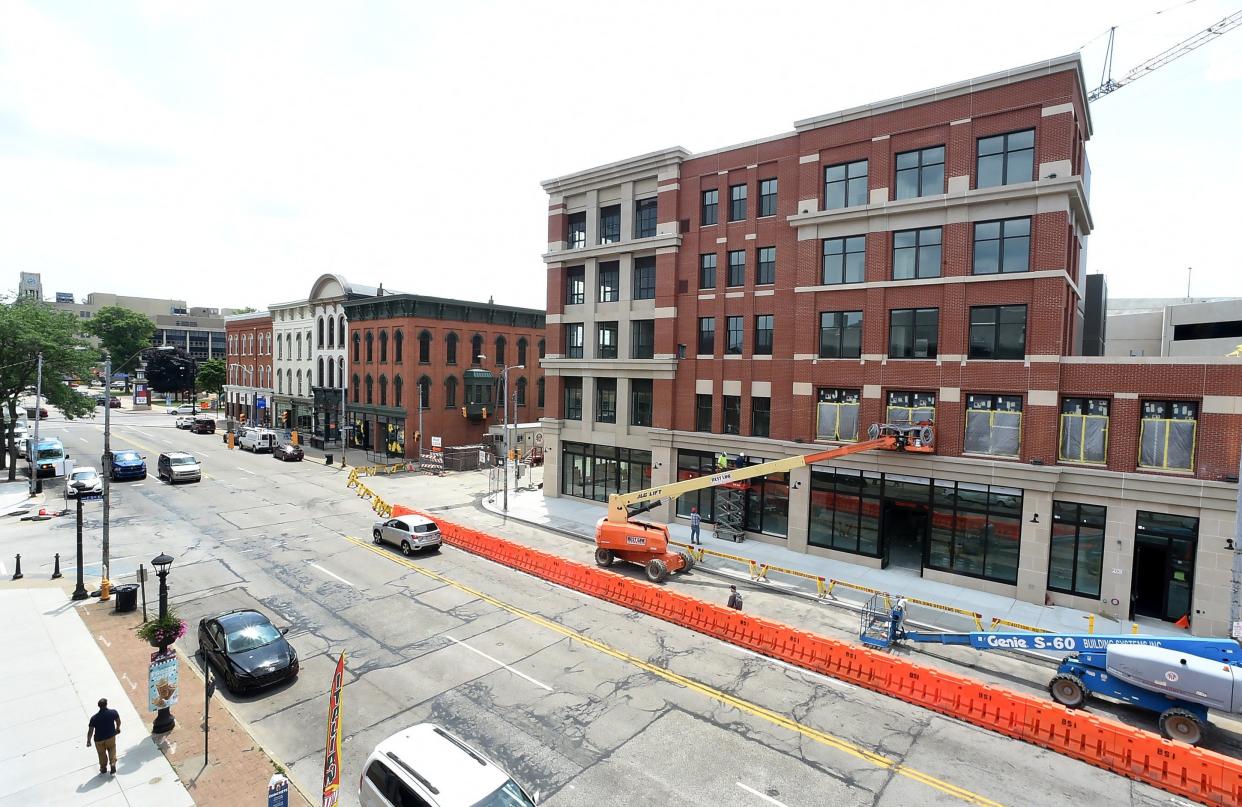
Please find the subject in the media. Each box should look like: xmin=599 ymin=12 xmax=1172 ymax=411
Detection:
xmin=1174 ymin=614 xmax=1190 ymax=630
xmin=38 ymin=508 xmax=47 ymax=516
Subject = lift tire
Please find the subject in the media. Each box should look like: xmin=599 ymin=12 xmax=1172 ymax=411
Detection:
xmin=594 ymin=548 xmax=614 ymax=567
xmin=677 ymin=550 xmax=695 ymax=573
xmin=1048 ymin=674 xmax=1087 ymax=709
xmin=645 ymin=558 xmax=669 ymax=583
xmin=1159 ymin=708 xmax=1205 ymax=746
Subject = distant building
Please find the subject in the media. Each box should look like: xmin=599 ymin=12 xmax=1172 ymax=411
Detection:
xmin=18 ymin=272 xmax=42 ymax=300
xmin=223 ymin=311 xmax=274 ymax=426
xmin=50 ymin=291 xmax=244 ymax=361
xmin=1104 ymin=297 xmax=1242 ymax=357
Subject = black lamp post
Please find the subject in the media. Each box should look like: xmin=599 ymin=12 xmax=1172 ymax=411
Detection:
xmin=70 ymin=482 xmax=88 ymax=601
xmin=151 ymin=552 xmax=176 ymax=734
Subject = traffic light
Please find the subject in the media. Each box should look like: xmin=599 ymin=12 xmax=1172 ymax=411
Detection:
xmin=281 ymin=410 xmax=289 ymax=426
xmin=414 ymin=431 xmax=421 ymax=445
xmin=461 ymin=407 xmax=467 ymax=418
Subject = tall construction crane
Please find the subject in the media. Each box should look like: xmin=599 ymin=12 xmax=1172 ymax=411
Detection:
xmin=1088 ymin=9 xmax=1242 ymax=101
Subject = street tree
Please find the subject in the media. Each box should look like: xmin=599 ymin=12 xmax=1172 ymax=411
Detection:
xmin=84 ymin=306 xmax=155 ymax=385
xmin=196 ymin=358 xmax=225 ymax=407
xmin=143 ymin=346 xmax=198 ymax=398
xmin=0 ymin=299 xmax=96 ymax=479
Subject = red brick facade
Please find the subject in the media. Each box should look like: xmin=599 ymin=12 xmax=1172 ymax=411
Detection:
xmin=224 ymin=312 xmax=273 ymax=426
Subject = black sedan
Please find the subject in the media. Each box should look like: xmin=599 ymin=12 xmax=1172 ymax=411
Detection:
xmin=197 ymin=609 xmax=298 ymax=693
xmin=273 ymin=443 xmax=304 ymax=462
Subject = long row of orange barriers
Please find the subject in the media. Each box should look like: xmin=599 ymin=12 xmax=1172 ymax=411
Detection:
xmin=387 ymin=505 xmax=1242 ymax=805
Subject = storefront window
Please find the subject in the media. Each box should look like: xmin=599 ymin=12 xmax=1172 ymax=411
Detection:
xmin=675 ymin=450 xmax=718 ymax=522
xmin=927 ymin=481 xmax=1022 ymax=584
xmin=1048 ymin=501 xmax=1105 ymax=598
xmin=559 ymin=442 xmax=652 ymax=503
xmin=808 ymin=469 xmax=881 ymax=556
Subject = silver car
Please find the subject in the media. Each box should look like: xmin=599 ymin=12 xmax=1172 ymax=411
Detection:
xmin=157 ymin=451 xmax=202 ymax=484
xmin=372 ymin=515 xmax=442 ymax=555
xmin=67 ymin=467 xmax=103 ymax=497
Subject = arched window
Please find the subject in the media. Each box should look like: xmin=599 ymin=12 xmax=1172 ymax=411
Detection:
xmin=327 ymin=316 xmax=335 ymax=348
xmin=317 ymin=317 xmax=324 ymax=348
xmin=379 ymin=330 xmax=388 ymax=363
xmin=277 ymin=370 xmax=283 ymax=394
xmin=379 ymin=374 xmax=388 ymax=406
xmin=338 ymin=318 xmax=346 ymax=348
xmin=419 ymin=331 xmax=431 ymax=364
xmin=394 ymin=375 xmax=403 ymax=407
xmin=352 ymin=332 xmax=360 ymax=362
xmin=317 ymin=357 xmax=325 ymax=387
xmin=418 ymin=376 xmax=431 ymax=410
xmin=286 ymin=333 xmax=292 ymax=360
xmin=517 ymin=338 xmax=528 ymax=367
xmin=276 ymin=335 xmax=282 ymax=361
xmin=537 ymin=377 xmax=545 ymax=408
xmin=444 ymin=375 xmax=457 ymax=407
xmin=286 ymin=369 xmax=292 ymax=396
xmin=338 ymin=357 xmax=344 ymax=389
xmin=471 ymin=334 xmax=483 ymax=365
xmin=296 ymin=333 xmax=302 ymax=361
xmin=365 ymin=332 xmax=374 ymax=362
xmin=296 ymin=369 xmax=303 ymax=397
xmin=394 ymin=330 xmax=404 ymax=363
xmin=538 ymin=338 xmax=546 ymax=359
xmin=516 ymin=377 xmax=527 ymax=405
xmin=365 ymin=374 xmax=374 ymax=405
xmin=495 ymin=336 xmax=506 ymax=366
xmin=352 ymin=374 xmax=360 ymax=403
xmin=327 ymin=358 xmax=334 ymax=388
xmin=445 ymin=332 xmax=458 ymax=365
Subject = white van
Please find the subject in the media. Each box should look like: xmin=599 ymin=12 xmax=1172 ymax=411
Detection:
xmin=238 ymin=427 xmax=277 ymax=453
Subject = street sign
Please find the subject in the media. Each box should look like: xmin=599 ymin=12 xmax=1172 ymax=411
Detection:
xmin=431 ymin=436 xmax=442 ymax=449
xmin=148 ymin=650 xmax=179 ymax=712
xmin=81 ymin=493 xmax=102 ymax=501
xmin=257 ymin=397 xmax=267 ymax=410
xmin=267 ymin=774 xmax=290 ymax=807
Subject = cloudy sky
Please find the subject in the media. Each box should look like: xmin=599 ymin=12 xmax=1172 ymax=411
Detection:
xmin=2 ymin=0 xmax=1239 ymax=311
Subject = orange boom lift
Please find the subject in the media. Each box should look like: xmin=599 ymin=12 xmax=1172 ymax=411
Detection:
xmin=593 ymin=423 xmax=934 ymax=582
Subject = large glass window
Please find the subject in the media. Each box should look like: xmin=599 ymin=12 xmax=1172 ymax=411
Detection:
xmin=973 ymin=218 xmax=1031 ymax=274
xmin=964 ymin=394 xmax=1023 ymax=457
xmin=1059 ymin=398 xmax=1109 ymax=465
xmin=895 ymin=145 xmax=945 ymax=199
xmin=631 ymin=320 xmax=654 ymax=359
xmin=566 ymin=211 xmax=586 ymax=249
xmin=729 ymin=183 xmax=747 ymax=221
xmin=595 ymin=379 xmax=616 ymax=423
xmin=889 ymin=308 xmax=939 ymax=359
xmin=599 ymin=204 xmax=621 ymax=244
xmin=598 ymin=261 xmax=620 ymax=302
xmin=633 ymin=256 xmax=656 ymax=300
xmin=969 ymin=305 xmax=1027 ymax=360
xmin=759 ymin=178 xmax=778 ymax=217
xmin=725 ymin=316 xmax=743 ymax=355
xmin=698 ymin=317 xmax=715 ymax=355
xmin=1049 ymin=502 xmax=1106 ymax=598
xmin=887 ymin=391 xmax=935 ymax=426
xmin=751 ymin=397 xmax=771 ymax=438
xmin=676 ymin=450 xmax=719 ymax=522
xmin=744 ymin=467 xmax=790 ymax=538
xmin=701 ymin=189 xmax=718 ymax=226
xmin=819 ymin=311 xmax=862 ymax=359
xmin=565 ymin=266 xmax=585 ymax=305
xmin=756 ymin=246 xmax=776 ymax=285
xmin=727 ymin=250 xmax=745 ymax=287
xmin=564 ymin=323 xmax=584 ymax=359
xmin=1134 ymin=511 xmax=1198 ymax=623
xmin=695 ymin=394 xmax=713 ymax=432
xmin=977 ymin=129 xmax=1034 ymax=188
xmin=562 ymin=442 xmax=652 ymax=503
xmin=822 ymin=236 xmax=865 ymax=285
xmin=808 ymin=469 xmax=881 ymax=556
xmin=723 ymin=395 xmax=741 ymax=435
xmin=634 ymin=198 xmax=658 ymax=239
xmin=699 ymin=254 xmax=717 ymax=289
xmin=563 ymin=377 xmax=582 ymax=420
xmin=631 ymin=379 xmax=653 ymax=427
xmin=596 ymin=322 xmax=618 ymax=359
xmin=1139 ymin=400 xmax=1198 ymax=472
xmin=825 ymin=159 xmax=868 ymax=209
xmin=892 ymin=227 xmax=942 ymax=280
xmin=817 ymin=388 xmax=860 ymax=441
xmin=926 ymin=482 xmax=1023 ymax=584
xmin=753 ymin=315 xmax=774 ymax=356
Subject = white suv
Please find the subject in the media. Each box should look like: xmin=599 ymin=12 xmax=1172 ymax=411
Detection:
xmin=359 ymin=723 xmax=536 ymax=807
xmin=372 ymin=515 xmax=442 ymax=555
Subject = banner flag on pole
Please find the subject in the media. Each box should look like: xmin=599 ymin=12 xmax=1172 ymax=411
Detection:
xmin=321 ymin=652 xmax=346 ymax=807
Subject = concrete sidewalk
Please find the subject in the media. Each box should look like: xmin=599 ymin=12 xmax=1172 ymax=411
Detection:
xmin=0 ymin=587 xmax=193 ymax=807
xmin=480 ymin=483 xmax=1178 ymax=638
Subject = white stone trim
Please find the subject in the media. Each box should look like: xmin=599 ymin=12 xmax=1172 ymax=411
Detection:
xmin=723 ymin=380 xmax=742 ymax=396
xmin=1115 ymin=392 xmax=1139 ymax=399
xmin=546 ymin=313 xmax=562 ymax=324
xmin=744 ymin=233 xmax=757 ymax=240
xmin=752 ymin=355 xmax=772 ymax=361
xmin=725 ymin=292 xmax=744 ymax=299
xmin=697 ymin=294 xmax=715 ymax=301
xmin=1027 ymin=390 xmax=1058 ymax=406
xmin=1041 ymin=103 xmax=1074 ymax=117
xmin=1026 ymin=354 xmax=1059 ymax=362
xmin=658 ymin=183 xmax=680 ymax=191
xmin=795 ymin=269 xmax=1078 ymax=296
xmin=869 ymin=188 xmax=888 ymax=205
xmin=746 ymin=164 xmax=758 ymax=170
xmin=1202 ymin=395 xmax=1242 ymax=415
xmin=793 ymin=354 xmax=818 ymax=361
xmin=871 ymin=134 xmax=890 ymax=142
xmin=696 ymin=379 xmax=713 ymax=394
xmin=716 ymin=237 xmax=727 ymax=244
xmin=863 ymin=384 xmax=881 ymax=399
xmin=793 ymin=382 xmax=813 ymax=396
xmin=799 ymin=154 xmax=820 ymax=164
xmin=939 ymin=386 xmax=961 ymax=403
xmin=950 ymin=118 xmax=972 ymax=126
xmin=653 ymin=307 xmax=678 ymax=319
xmin=696 ymin=354 xmax=713 ymax=360
xmin=755 ymin=289 xmax=775 ymax=297
xmin=751 ymin=381 xmax=771 ymax=396
xmin=797 ymin=199 xmax=819 ymax=215
xmin=717 ymin=169 xmax=729 ymax=175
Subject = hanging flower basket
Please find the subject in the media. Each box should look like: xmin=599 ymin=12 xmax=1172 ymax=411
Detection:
xmin=136 ymin=610 xmax=187 ymax=648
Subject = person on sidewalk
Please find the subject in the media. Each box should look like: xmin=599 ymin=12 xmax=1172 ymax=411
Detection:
xmin=690 ymin=507 xmax=701 ymax=545
xmin=727 ymin=585 xmax=743 ymax=611
xmin=86 ymin=698 xmax=121 ymax=775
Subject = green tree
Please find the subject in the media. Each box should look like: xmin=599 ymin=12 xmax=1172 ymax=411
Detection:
xmin=0 ymin=299 xmax=97 ymax=479
xmin=85 ymin=306 xmax=155 ymax=382
xmin=233 ymin=306 xmax=257 ymax=314
xmin=196 ymin=358 xmax=226 ymax=402
xmin=143 ymin=346 xmax=198 ymax=396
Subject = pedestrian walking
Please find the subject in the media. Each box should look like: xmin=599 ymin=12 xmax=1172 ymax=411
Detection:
xmin=86 ymin=698 xmax=121 ymax=775
xmin=727 ymin=585 xmax=743 ymax=611
xmin=690 ymin=507 xmax=701 ymax=545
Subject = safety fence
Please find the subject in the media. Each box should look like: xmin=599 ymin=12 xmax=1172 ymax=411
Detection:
xmin=352 ymin=462 xmax=414 ymax=478
xmin=345 ymin=469 xmax=394 ymax=518
xmin=398 ymin=506 xmax=1241 ymax=806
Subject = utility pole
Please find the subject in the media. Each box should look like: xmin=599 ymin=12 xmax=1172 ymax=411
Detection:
xmin=1232 ymin=446 xmax=1242 ymax=640
xmin=499 ymin=364 xmax=524 ymax=512
xmin=29 ymin=352 xmax=42 ymax=495
xmin=101 ymin=352 xmax=113 ymax=598
xmin=417 ymin=382 xmax=424 ymax=465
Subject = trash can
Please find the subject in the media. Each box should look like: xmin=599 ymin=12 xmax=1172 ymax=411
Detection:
xmin=325 ymin=454 xmax=333 ymax=466
xmin=113 ymin=584 xmax=138 ymax=613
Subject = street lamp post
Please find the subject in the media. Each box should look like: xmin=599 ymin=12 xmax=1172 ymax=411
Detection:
xmin=28 ymin=352 xmax=43 ymax=495
xmin=500 ymin=364 xmax=524 ymax=513
xmin=151 ymin=552 xmax=176 ymax=734
xmin=70 ymin=481 xmax=89 ymax=601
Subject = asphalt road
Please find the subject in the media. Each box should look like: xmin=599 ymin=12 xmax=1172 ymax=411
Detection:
xmin=0 ymin=406 xmax=1186 ymax=807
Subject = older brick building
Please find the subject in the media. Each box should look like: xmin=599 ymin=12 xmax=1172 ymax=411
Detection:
xmin=539 ymin=54 xmax=1242 ymax=634
xmin=342 ymin=294 xmax=545 ymax=460
xmin=224 ymin=311 xmax=273 ymax=426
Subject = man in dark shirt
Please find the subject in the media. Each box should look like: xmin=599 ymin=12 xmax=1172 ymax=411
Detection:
xmin=86 ymin=698 xmax=121 ymax=775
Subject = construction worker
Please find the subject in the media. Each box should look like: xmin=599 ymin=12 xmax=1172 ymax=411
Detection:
xmin=716 ymin=452 xmax=728 ymax=471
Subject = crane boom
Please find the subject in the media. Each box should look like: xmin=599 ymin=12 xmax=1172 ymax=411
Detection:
xmin=1088 ymin=10 xmax=1242 ymax=101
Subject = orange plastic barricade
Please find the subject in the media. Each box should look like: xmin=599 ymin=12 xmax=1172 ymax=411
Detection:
xmin=390 ymin=504 xmax=417 ymax=518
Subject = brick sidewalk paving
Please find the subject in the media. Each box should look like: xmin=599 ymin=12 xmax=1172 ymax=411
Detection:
xmin=80 ymin=601 xmax=313 ymax=807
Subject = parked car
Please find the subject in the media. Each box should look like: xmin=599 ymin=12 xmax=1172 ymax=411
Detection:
xmin=109 ymin=397 xmax=122 ymax=408
xmin=109 ymin=450 xmax=146 ymax=481
xmin=24 ymin=405 xmax=48 ymax=419
xmin=157 ymin=452 xmax=201 ymax=484
xmin=359 ymin=723 xmax=536 ymax=807
xmin=372 ymin=515 xmax=442 ymax=556
xmin=66 ymin=466 xmax=103 ymax=497
xmin=238 ymin=427 xmax=277 ymax=453
xmin=197 ymin=609 xmax=298 ymax=693
xmin=167 ymin=404 xmax=196 ymax=415
xmin=191 ymin=416 xmax=216 ymax=434
xmin=175 ymin=416 xmax=194 ymax=430
xmin=273 ymin=443 xmax=304 ymax=462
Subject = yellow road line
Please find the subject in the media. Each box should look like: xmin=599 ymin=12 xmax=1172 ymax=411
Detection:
xmin=342 ymin=535 xmax=1003 ymax=806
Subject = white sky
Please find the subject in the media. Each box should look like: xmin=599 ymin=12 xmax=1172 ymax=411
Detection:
xmin=2 ymin=0 xmax=1239 ymax=311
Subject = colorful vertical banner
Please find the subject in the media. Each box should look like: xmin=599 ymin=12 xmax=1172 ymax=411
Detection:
xmin=321 ymin=652 xmax=346 ymax=807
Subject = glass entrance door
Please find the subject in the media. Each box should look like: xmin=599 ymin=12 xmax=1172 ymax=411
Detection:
xmin=880 ymin=475 xmax=931 ymax=572
xmin=1131 ymin=511 xmax=1198 ymax=622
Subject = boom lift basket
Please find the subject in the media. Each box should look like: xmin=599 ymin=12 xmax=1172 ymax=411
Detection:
xmin=860 ymin=593 xmax=900 ymax=649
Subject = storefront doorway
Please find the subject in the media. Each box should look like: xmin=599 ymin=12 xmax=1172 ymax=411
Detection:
xmin=880 ymin=475 xmax=931 ymax=572
xmin=1130 ymin=511 xmax=1198 ymax=623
